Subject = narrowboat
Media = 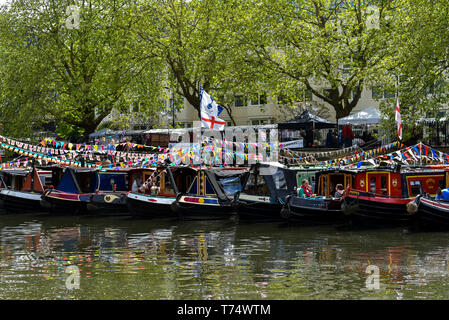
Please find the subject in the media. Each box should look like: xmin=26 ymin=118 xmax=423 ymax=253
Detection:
xmin=280 ymin=168 xmax=356 ymax=225
xmin=0 ymin=167 xmax=55 ymax=213
xmin=406 ymin=169 xmax=449 ymax=229
xmin=41 ymin=167 xmax=99 ymax=214
xmin=41 ymin=167 xmax=138 ymax=215
xmin=234 ymin=162 xmax=299 ymax=220
xmin=171 ymin=167 xmax=249 ymax=220
xmin=127 ymin=166 xmax=196 ymax=218
xmin=406 ymin=195 xmax=449 ymax=229
xmin=342 ymin=164 xmax=445 ymax=226
xmin=86 ymin=169 xmax=136 ymax=215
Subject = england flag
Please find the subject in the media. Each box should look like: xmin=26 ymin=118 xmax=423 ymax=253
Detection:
xmin=395 ymin=98 xmax=402 ymax=140
xmin=200 ymin=87 xmax=226 ymax=130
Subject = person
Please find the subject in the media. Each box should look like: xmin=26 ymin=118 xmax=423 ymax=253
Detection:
xmin=298 ymin=179 xmax=313 ymax=198
xmin=334 ymin=184 xmax=345 ymax=199
xmin=305 ymin=129 xmax=314 ymax=147
xmin=342 ymin=124 xmax=354 ymax=148
xmin=326 ymin=130 xmax=333 ymax=147
xmin=107 ymin=139 xmax=116 ymax=162
xmin=436 ymin=188 xmax=449 ymax=201
xmin=132 ymin=176 xmax=142 ymax=193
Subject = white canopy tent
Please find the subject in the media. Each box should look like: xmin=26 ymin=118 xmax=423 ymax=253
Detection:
xmin=338 ymin=106 xmax=381 ymax=125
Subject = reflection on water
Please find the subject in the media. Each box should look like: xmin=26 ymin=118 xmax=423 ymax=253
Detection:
xmin=1 ymin=213 xmax=449 ymax=299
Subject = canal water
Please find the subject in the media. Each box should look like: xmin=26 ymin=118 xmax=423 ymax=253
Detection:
xmin=1 ymin=213 xmax=449 ymax=300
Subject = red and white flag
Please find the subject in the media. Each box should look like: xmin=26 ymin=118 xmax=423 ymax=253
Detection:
xmin=395 ymin=98 xmax=402 ymax=140
xmin=201 ymin=110 xmax=226 ymax=131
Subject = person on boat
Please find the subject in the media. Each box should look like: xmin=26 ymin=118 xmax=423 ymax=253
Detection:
xmin=132 ymin=176 xmax=142 ymax=193
xmin=107 ymin=140 xmax=116 ymax=162
xmin=298 ymin=179 xmax=313 ymax=198
xmin=435 ymin=188 xmax=449 ymax=201
xmin=334 ymin=184 xmax=345 ymax=199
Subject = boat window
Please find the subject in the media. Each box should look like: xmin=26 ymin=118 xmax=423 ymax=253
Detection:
xmin=243 ymin=172 xmax=269 ymax=195
xmin=273 ymin=169 xmax=287 ymax=190
xmin=219 ymin=176 xmax=242 ymax=196
xmin=410 ymin=180 xmax=422 ymax=196
xmin=380 ymin=176 xmax=387 ymax=195
xmin=370 ymin=178 xmax=376 ymax=193
xmin=163 ymin=171 xmax=175 ymax=195
xmin=77 ymin=172 xmax=93 ymax=193
xmin=439 ymin=179 xmax=445 ymax=190
xmin=38 ymin=173 xmax=53 ymax=187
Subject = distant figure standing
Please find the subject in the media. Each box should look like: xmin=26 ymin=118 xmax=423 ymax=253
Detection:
xmin=107 ymin=139 xmax=116 ymax=162
xmin=342 ymin=124 xmax=354 ymax=148
xmin=326 ymin=130 xmax=333 ymax=147
xmin=305 ymin=128 xmax=314 ymax=147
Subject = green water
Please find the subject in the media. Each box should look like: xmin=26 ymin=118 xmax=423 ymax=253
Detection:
xmin=1 ymin=213 xmax=449 ymax=300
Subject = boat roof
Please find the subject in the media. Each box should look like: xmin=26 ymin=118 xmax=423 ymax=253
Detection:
xmin=0 ymin=169 xmax=30 ymax=176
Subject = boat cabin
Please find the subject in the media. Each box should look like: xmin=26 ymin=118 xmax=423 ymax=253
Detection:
xmin=129 ymin=166 xmax=196 ymax=197
xmin=0 ymin=168 xmax=52 ymax=193
xmin=185 ymin=168 xmax=249 ymax=201
xmin=351 ymin=166 xmax=445 ymax=198
xmin=315 ymin=169 xmax=356 ymax=198
xmin=241 ymin=163 xmax=298 ymax=201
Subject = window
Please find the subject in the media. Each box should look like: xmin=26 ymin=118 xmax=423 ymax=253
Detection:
xmin=371 ymin=86 xmax=395 ymax=100
xmin=273 ymin=169 xmax=287 ymax=190
xmin=370 ymin=177 xmax=376 ymax=193
xmin=251 ymin=119 xmax=272 ymax=125
xmin=410 ymin=180 xmax=422 ymax=196
xmin=380 ymin=176 xmax=387 ymax=195
xmin=234 ymin=95 xmax=246 ymax=107
xmin=219 ymin=176 xmax=243 ymax=196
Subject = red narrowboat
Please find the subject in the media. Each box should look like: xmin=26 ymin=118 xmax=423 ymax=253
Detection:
xmin=342 ymin=164 xmax=445 ymax=226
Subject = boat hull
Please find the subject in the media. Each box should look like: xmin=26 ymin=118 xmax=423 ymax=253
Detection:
xmin=172 ymin=195 xmax=236 ymax=220
xmin=127 ymin=192 xmax=176 ymax=218
xmin=414 ymin=196 xmax=449 ymax=229
xmin=87 ymin=193 xmax=129 ymax=216
xmin=343 ymin=191 xmax=413 ymax=226
xmin=281 ymin=195 xmax=346 ymax=225
xmin=234 ymin=194 xmax=282 ymax=220
xmin=41 ymin=190 xmax=88 ymax=215
xmin=0 ymin=190 xmax=43 ymax=213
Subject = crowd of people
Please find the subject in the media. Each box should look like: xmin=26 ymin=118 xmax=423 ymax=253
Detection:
xmin=325 ymin=124 xmax=376 ymax=149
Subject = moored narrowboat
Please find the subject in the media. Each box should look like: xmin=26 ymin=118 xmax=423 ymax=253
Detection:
xmin=171 ymin=167 xmax=249 ymax=220
xmin=127 ymin=166 xmax=196 ymax=218
xmin=406 ymin=169 xmax=449 ymax=229
xmin=0 ymin=167 xmax=55 ymax=213
xmin=86 ymin=169 xmax=136 ymax=215
xmin=234 ymin=162 xmax=299 ymax=220
xmin=41 ymin=167 xmax=99 ymax=214
xmin=342 ymin=164 xmax=445 ymax=226
xmin=280 ymin=168 xmax=356 ymax=225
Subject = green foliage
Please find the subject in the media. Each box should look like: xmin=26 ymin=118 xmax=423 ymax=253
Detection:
xmin=0 ymin=0 xmax=164 ymax=139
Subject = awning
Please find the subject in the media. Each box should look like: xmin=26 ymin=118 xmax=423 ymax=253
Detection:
xmin=338 ymin=106 xmax=381 ymax=125
xmin=278 ymin=110 xmax=336 ymax=130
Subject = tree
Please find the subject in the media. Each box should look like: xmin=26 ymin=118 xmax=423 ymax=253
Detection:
xmin=0 ymin=0 xmax=164 ymax=139
xmin=237 ymin=0 xmax=400 ymax=121
xmin=136 ymin=0 xmax=265 ymax=125
xmin=378 ymin=0 xmax=449 ymax=143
